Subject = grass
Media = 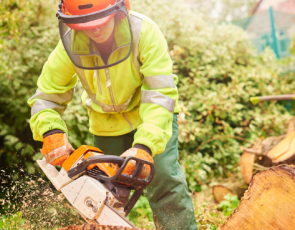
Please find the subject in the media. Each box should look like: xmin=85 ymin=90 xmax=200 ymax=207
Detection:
xmin=0 ymin=177 xmax=238 ymax=230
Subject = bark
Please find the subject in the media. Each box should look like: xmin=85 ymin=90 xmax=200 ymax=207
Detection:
xmin=217 ymin=165 xmax=295 ymax=230
xmin=212 ymin=181 xmax=248 ymax=203
xmin=57 ymin=224 xmax=138 ymax=230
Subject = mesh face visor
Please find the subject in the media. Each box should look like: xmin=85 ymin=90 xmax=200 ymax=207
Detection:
xmin=56 ymin=0 xmax=133 ymax=70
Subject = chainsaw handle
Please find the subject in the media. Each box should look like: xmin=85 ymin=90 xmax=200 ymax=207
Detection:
xmin=68 ymin=155 xmax=155 ymax=190
xmin=67 ymin=155 xmax=124 ymax=178
xmin=95 ymin=156 xmax=155 ymax=190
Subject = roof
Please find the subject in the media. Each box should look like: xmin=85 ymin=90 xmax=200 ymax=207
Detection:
xmin=278 ymin=0 xmax=295 ymax=14
xmin=251 ymin=0 xmax=263 ymax=14
xmin=245 ymin=10 xmax=295 ymax=35
xmin=251 ymin=0 xmax=295 ymax=15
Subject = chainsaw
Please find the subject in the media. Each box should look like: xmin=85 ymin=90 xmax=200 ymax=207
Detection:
xmin=37 ymin=145 xmax=155 ymax=228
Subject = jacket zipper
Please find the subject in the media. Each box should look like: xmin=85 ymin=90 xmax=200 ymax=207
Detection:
xmin=105 ymin=68 xmax=119 ymax=112
xmin=94 ymin=58 xmax=102 ymax=95
xmin=104 ymin=44 xmax=133 ymax=130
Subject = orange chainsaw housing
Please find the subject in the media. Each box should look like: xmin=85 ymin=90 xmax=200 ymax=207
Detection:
xmin=62 ymin=145 xmax=117 ymax=177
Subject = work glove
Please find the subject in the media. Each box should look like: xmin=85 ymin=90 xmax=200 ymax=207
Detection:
xmin=40 ymin=130 xmax=75 ymax=166
xmin=118 ymin=147 xmax=154 ymax=179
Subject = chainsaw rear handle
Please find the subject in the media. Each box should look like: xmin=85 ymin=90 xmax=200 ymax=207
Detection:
xmin=67 ymin=155 xmax=155 ymax=190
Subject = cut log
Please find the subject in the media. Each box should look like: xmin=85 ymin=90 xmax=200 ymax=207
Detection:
xmin=240 ymin=152 xmax=255 ymax=184
xmin=242 ymin=135 xmax=286 ymax=157
xmin=267 ymin=130 xmax=295 ymax=165
xmin=287 ymin=117 xmax=295 ymax=134
xmin=217 ymin=165 xmax=295 ymax=230
xmin=212 ymin=181 xmax=248 ymax=203
xmin=57 ymin=224 xmax=137 ymax=230
xmin=240 ymin=151 xmax=272 ymax=184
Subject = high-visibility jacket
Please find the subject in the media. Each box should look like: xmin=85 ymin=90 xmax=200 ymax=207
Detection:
xmin=28 ymin=11 xmax=181 ymax=156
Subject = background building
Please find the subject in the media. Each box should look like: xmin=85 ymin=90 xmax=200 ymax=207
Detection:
xmin=234 ymin=0 xmax=295 ymax=58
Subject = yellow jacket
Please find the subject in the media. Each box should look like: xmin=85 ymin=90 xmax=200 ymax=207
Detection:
xmin=28 ymin=11 xmax=181 ymax=156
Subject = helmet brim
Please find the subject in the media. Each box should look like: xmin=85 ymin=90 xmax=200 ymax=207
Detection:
xmin=66 ymin=12 xmax=116 ymax=30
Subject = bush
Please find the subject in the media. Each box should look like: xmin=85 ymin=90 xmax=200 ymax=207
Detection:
xmin=0 ymin=0 xmax=92 ymax=175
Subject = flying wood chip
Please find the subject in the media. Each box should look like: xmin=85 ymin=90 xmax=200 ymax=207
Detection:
xmin=57 ymin=224 xmax=139 ymax=230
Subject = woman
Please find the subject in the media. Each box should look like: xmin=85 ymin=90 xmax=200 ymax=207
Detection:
xmin=28 ymin=0 xmax=198 ymax=229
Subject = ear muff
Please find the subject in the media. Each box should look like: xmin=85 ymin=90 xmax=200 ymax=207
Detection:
xmin=116 ymin=0 xmax=130 ymax=19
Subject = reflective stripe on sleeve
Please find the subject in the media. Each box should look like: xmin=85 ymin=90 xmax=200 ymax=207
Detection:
xmin=141 ymin=90 xmax=175 ymax=113
xmin=29 ymin=88 xmax=74 ymax=104
xmin=31 ymin=100 xmax=67 ymax=116
xmin=145 ymin=75 xmax=176 ymax=89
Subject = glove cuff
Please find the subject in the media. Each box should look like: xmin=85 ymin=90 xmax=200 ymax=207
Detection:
xmin=134 ymin=144 xmax=152 ymax=156
xmin=43 ymin=129 xmax=65 ymax=138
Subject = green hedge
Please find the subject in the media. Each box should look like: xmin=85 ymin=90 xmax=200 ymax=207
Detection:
xmin=1 ymin=0 xmax=295 ymax=197
xmin=133 ymin=0 xmax=295 ymax=191
xmin=0 ymin=0 xmax=92 ymax=175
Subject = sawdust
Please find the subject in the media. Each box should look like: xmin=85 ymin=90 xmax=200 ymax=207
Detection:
xmin=57 ymin=224 xmax=137 ymax=230
xmin=0 ymin=165 xmax=84 ymax=229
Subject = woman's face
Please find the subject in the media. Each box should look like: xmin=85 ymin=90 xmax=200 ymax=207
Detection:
xmin=83 ymin=17 xmax=115 ymax=43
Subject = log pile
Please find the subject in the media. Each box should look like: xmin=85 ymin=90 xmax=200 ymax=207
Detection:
xmin=240 ymin=136 xmax=281 ymax=184
xmin=217 ymin=165 xmax=295 ymax=230
xmin=57 ymin=224 xmax=138 ymax=230
xmin=212 ymin=117 xmax=295 ymax=203
xmin=240 ymin=117 xmax=295 ymax=184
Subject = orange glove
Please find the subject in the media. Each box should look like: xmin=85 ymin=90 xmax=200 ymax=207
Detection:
xmin=118 ymin=148 xmax=154 ymax=179
xmin=40 ymin=132 xmax=75 ymax=166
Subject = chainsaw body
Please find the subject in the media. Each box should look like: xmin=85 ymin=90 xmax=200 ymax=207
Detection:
xmin=37 ymin=145 xmax=155 ymax=228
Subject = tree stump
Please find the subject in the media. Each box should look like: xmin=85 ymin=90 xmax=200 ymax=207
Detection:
xmin=212 ymin=181 xmax=248 ymax=203
xmin=57 ymin=224 xmax=138 ymax=230
xmin=217 ymin=165 xmax=295 ymax=230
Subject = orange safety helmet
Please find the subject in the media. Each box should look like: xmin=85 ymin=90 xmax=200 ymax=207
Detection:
xmin=58 ymin=0 xmax=130 ymax=30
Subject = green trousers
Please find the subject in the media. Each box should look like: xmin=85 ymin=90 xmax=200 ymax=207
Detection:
xmin=93 ymin=114 xmax=198 ymax=230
